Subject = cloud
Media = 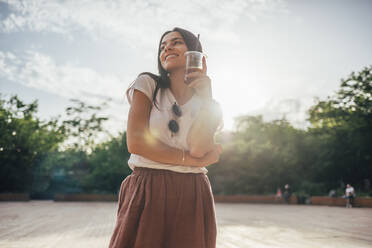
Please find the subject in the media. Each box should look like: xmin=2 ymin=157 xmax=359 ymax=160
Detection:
xmin=0 ymin=50 xmax=129 ymax=133
xmin=0 ymin=50 xmax=126 ymax=102
xmin=0 ymin=0 xmax=294 ymax=132
xmin=0 ymin=0 xmax=288 ymax=47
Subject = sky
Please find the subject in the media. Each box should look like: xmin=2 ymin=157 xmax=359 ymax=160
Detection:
xmin=1 ymin=0 xmax=371 ymax=139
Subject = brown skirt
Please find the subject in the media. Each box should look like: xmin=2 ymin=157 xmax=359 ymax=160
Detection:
xmin=108 ymin=167 xmax=217 ymax=248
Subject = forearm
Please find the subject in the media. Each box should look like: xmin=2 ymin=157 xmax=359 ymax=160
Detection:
xmin=187 ymin=100 xmax=223 ymax=157
xmin=128 ymin=130 xmax=203 ymax=167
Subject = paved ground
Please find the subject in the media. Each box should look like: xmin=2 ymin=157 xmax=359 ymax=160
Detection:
xmin=0 ymin=201 xmax=371 ymax=248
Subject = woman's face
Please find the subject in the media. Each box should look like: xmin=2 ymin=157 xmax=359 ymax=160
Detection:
xmin=159 ymin=31 xmax=188 ymax=73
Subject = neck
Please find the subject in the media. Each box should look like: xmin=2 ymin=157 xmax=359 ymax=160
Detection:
xmin=168 ymin=68 xmax=194 ymax=105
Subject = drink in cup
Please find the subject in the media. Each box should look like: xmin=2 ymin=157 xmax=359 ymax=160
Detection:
xmin=184 ymin=51 xmax=206 ymax=84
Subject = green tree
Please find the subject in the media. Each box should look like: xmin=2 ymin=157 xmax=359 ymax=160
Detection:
xmin=61 ymin=98 xmax=109 ymax=153
xmin=81 ymin=132 xmax=131 ymax=194
xmin=210 ymin=116 xmax=309 ymax=195
xmin=32 ymin=98 xmax=113 ymax=196
xmin=308 ymin=65 xmax=372 ymax=190
xmin=0 ymin=94 xmax=66 ymax=193
xmin=32 ymin=149 xmax=89 ymax=197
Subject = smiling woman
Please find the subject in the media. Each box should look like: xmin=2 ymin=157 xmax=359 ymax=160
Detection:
xmin=108 ymin=27 xmax=223 ymax=248
xmin=159 ymin=38 xmax=191 ymax=77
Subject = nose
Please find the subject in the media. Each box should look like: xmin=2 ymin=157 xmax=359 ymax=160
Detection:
xmin=164 ymin=43 xmax=173 ymax=52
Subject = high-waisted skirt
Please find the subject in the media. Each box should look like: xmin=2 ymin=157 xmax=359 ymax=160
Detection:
xmin=108 ymin=167 xmax=217 ymax=248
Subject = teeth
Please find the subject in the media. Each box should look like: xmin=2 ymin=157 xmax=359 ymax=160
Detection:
xmin=166 ymin=54 xmax=177 ymax=60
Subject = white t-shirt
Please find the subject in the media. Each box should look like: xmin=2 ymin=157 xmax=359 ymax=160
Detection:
xmin=346 ymin=187 xmax=355 ymax=196
xmin=126 ymin=74 xmax=208 ymax=174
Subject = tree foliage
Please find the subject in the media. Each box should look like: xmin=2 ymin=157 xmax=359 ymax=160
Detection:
xmin=210 ymin=116 xmax=309 ymax=195
xmin=81 ymin=132 xmax=131 ymax=194
xmin=0 ymin=94 xmax=66 ymax=192
xmin=307 ymin=65 xmax=372 ymax=189
xmin=61 ymin=98 xmax=109 ymax=152
xmin=208 ymin=65 xmax=372 ymax=196
xmin=1 ymin=65 xmax=371 ymax=197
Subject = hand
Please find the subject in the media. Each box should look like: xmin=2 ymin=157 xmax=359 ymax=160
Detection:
xmin=197 ymin=143 xmax=223 ymax=167
xmin=186 ymin=57 xmax=212 ymax=99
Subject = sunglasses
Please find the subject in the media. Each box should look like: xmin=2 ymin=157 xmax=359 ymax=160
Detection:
xmin=168 ymin=102 xmax=182 ymax=137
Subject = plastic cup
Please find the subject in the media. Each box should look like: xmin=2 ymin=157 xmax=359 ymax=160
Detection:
xmin=184 ymin=51 xmax=207 ymax=84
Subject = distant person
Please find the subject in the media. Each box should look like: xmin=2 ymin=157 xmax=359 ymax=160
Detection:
xmin=283 ymin=184 xmax=291 ymax=204
xmin=275 ymin=187 xmax=282 ymax=202
xmin=345 ymin=184 xmax=355 ymax=208
xmin=328 ymin=189 xmax=336 ymax=198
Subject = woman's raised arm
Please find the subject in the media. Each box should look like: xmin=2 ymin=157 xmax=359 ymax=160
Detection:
xmin=184 ymin=57 xmax=223 ymax=158
xmin=186 ymin=100 xmax=223 ymax=158
xmin=127 ymin=89 xmax=221 ymax=167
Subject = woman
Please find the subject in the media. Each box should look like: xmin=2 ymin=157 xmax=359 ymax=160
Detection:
xmin=109 ymin=27 xmax=223 ymax=248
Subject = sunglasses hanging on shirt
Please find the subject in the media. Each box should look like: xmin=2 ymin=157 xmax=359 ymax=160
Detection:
xmin=168 ymin=102 xmax=182 ymax=137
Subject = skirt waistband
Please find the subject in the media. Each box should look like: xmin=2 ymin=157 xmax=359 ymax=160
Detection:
xmin=133 ymin=167 xmax=204 ymax=176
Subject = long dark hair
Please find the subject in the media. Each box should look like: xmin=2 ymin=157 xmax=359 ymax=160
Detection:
xmin=138 ymin=27 xmax=203 ymax=109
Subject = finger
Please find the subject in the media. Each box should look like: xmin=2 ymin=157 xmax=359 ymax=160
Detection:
xmin=187 ymin=76 xmax=210 ymax=87
xmin=187 ymin=79 xmax=203 ymax=88
xmin=202 ymin=56 xmax=207 ymax=74
xmin=187 ymin=76 xmax=210 ymax=88
xmin=186 ymin=75 xmax=210 ymax=84
xmin=186 ymin=71 xmax=204 ymax=79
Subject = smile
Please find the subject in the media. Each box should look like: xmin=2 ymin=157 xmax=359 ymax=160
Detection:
xmin=165 ymin=54 xmax=178 ymax=61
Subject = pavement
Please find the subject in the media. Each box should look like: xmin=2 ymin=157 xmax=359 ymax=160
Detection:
xmin=0 ymin=201 xmax=371 ymax=248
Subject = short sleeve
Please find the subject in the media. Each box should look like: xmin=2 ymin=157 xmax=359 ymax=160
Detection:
xmin=126 ymin=74 xmax=156 ymax=105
